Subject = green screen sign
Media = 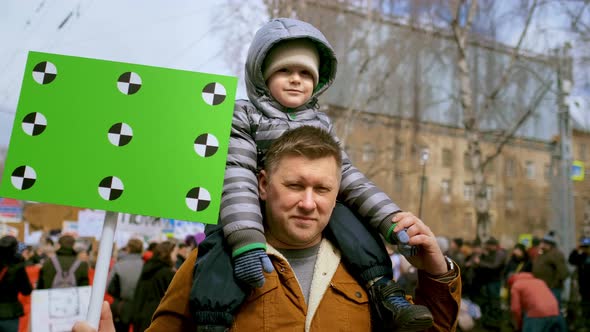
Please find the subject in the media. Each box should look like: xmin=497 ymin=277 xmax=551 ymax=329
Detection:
xmin=0 ymin=51 xmax=236 ymax=224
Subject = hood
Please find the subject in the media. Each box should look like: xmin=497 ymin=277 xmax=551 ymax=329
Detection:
xmin=508 ymin=272 xmax=534 ymax=288
xmin=245 ymin=18 xmax=338 ymax=116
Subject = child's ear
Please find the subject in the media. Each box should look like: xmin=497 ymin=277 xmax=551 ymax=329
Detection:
xmin=258 ymin=170 xmax=268 ymax=200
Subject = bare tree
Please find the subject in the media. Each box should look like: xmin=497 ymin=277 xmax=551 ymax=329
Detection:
xmin=450 ymin=0 xmax=553 ymax=240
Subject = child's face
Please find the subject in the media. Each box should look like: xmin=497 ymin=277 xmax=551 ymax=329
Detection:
xmin=267 ymin=65 xmax=314 ymax=109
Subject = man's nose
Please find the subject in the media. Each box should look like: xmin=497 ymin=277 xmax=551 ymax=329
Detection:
xmin=298 ymin=189 xmax=316 ymax=210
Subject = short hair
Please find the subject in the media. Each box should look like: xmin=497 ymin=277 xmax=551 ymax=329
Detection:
xmin=264 ymin=126 xmax=341 ymax=174
xmin=126 ymin=238 xmax=144 ymax=254
xmin=153 ymin=241 xmax=176 ymax=267
xmin=58 ymin=235 xmax=76 ymax=249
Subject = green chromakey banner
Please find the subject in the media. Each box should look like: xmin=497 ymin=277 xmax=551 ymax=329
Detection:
xmin=0 ymin=51 xmax=237 ymax=225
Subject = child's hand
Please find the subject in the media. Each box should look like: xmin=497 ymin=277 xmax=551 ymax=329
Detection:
xmin=233 ymin=248 xmax=274 ymax=288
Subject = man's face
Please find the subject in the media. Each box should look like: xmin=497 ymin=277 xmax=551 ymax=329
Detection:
xmin=259 ymin=155 xmax=340 ymax=249
xmin=266 ymin=65 xmax=314 ymax=108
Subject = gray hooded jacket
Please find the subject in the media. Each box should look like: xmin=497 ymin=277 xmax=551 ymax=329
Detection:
xmin=222 ymin=18 xmax=401 ymax=252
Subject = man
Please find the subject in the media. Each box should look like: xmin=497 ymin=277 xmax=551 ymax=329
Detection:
xmin=107 ymin=238 xmax=144 ymax=332
xmin=568 ymin=236 xmax=590 ymax=330
xmin=73 ymin=126 xmax=460 ymax=331
xmin=37 ymin=234 xmax=89 ymax=289
xmin=472 ymin=237 xmax=506 ymax=330
xmin=532 ymin=231 xmax=568 ymax=306
xmin=149 ymin=126 xmax=460 ymax=331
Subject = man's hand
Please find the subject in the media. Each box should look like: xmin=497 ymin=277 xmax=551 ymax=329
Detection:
xmin=392 ymin=212 xmax=447 ymax=276
xmin=233 ymin=248 xmax=274 ymax=288
xmin=71 ymin=301 xmax=115 ymax=332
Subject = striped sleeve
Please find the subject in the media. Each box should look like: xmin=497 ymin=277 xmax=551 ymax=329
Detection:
xmin=221 ymin=102 xmax=266 ymax=252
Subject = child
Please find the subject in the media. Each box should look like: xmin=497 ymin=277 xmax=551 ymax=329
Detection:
xmin=190 ymin=18 xmax=434 ymax=331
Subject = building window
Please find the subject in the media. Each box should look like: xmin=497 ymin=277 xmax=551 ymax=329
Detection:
xmin=581 ymin=143 xmax=587 ymax=161
xmin=505 ymin=158 xmax=516 ymax=177
xmin=441 ymin=179 xmax=452 ymax=203
xmin=442 ymin=148 xmax=452 ymax=168
xmin=464 ymin=152 xmax=472 ymax=171
xmin=525 ymin=161 xmax=535 ymax=179
xmin=393 ymin=143 xmax=404 ymax=161
xmin=544 ymin=163 xmax=551 ymax=180
xmin=486 ymin=184 xmax=494 ymax=200
xmin=394 ymin=172 xmax=404 ymax=194
xmin=464 ymin=182 xmax=474 ymax=201
xmin=362 ymin=143 xmax=375 ymax=162
xmin=506 ymin=186 xmax=514 ymax=209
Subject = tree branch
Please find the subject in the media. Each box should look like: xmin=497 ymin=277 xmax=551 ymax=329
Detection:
xmin=479 ymin=0 xmax=539 ymax=116
xmin=481 ymin=79 xmax=551 ymax=169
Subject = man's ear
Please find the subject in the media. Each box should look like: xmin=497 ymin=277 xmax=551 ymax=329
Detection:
xmin=258 ymin=170 xmax=268 ymax=200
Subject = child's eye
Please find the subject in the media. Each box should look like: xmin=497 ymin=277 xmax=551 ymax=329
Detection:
xmin=277 ymin=68 xmax=289 ymax=73
xmin=301 ymin=70 xmax=312 ymax=77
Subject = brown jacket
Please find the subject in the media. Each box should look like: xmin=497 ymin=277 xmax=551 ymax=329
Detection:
xmin=147 ymin=239 xmax=460 ymax=331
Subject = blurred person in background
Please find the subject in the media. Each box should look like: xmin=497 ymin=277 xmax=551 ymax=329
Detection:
xmin=532 ymin=231 xmax=568 ymax=307
xmin=472 ymin=237 xmax=506 ymax=331
xmin=0 ymin=235 xmax=32 ymax=332
xmin=37 ymin=234 xmax=89 ymax=289
xmin=21 ymin=245 xmax=41 ymax=266
xmin=131 ymin=241 xmax=177 ymax=332
xmin=527 ymin=236 xmax=541 ymax=262
xmin=108 ymin=238 xmax=144 ymax=332
xmin=142 ymin=242 xmax=158 ymax=263
xmin=568 ymin=236 xmax=590 ymax=331
xmin=175 ymin=243 xmax=189 ymax=270
xmin=448 ymin=238 xmax=465 ymax=271
xmin=503 ymin=243 xmax=532 ymax=281
xmin=508 ymin=272 xmax=566 ymax=332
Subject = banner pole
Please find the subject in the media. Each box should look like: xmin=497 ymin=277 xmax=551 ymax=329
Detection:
xmin=86 ymin=210 xmax=119 ymax=328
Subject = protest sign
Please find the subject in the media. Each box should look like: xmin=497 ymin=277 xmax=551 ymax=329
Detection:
xmin=0 ymin=51 xmax=236 ymax=225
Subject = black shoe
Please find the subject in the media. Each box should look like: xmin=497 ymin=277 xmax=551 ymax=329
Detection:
xmin=368 ymin=278 xmax=433 ymax=332
xmin=196 ymin=325 xmax=229 ymax=332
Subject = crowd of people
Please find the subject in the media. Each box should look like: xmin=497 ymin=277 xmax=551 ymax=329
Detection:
xmin=0 ymin=232 xmax=200 ymax=332
xmin=385 ymin=232 xmax=590 ymax=331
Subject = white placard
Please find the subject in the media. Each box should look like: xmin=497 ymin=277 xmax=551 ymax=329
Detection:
xmin=31 ymin=286 xmax=91 ymax=332
xmin=77 ymin=210 xmax=106 ymax=239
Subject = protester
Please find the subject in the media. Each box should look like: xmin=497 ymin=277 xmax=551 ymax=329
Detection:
xmin=532 ymin=231 xmax=569 ymax=306
xmin=175 ymin=243 xmax=189 ymax=270
xmin=190 ymin=17 xmax=433 ymax=331
xmin=503 ymin=243 xmax=532 ymax=280
xmin=472 ymin=237 xmax=506 ymax=330
xmin=508 ymin=272 xmax=567 ymax=331
xmin=107 ymin=238 xmax=144 ymax=332
xmin=448 ymin=238 xmax=466 ymax=270
xmin=0 ymin=235 xmax=32 ymax=332
xmin=145 ymin=126 xmax=460 ymax=331
xmin=37 ymin=234 xmax=89 ymax=289
xmin=527 ymin=236 xmax=541 ymax=262
xmin=130 ymin=241 xmax=177 ymax=332
xmin=568 ymin=236 xmax=590 ymax=330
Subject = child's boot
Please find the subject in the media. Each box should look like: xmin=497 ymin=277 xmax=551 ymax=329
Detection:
xmin=368 ymin=277 xmax=433 ymax=331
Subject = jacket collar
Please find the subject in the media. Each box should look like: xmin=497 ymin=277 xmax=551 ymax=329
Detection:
xmin=268 ymin=238 xmax=340 ymax=332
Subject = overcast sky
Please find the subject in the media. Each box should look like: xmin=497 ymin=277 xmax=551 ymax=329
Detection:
xmin=0 ymin=0 xmax=267 ymax=147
